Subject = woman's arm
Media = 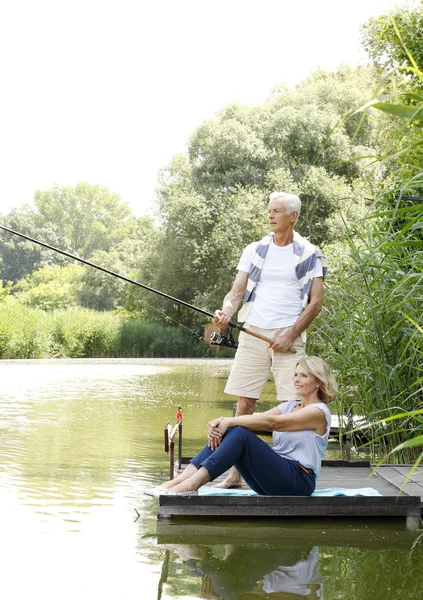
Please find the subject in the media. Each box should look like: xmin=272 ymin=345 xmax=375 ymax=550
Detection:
xmin=215 ymin=406 xmax=327 ymax=438
xmin=260 ymin=405 xmax=286 ymax=416
xmin=207 ymin=405 xmax=282 ymax=449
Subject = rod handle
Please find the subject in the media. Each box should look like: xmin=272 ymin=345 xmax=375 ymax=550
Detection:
xmin=243 ymin=327 xmax=296 ymax=354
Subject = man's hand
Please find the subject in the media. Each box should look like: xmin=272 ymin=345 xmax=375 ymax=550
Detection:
xmin=213 ymin=310 xmax=231 ymax=327
xmin=270 ymin=331 xmax=295 ymax=353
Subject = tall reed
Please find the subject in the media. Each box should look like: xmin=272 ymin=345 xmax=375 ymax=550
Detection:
xmin=49 ymin=308 xmax=121 ymax=357
xmin=116 ymin=320 xmax=211 ymax=358
xmin=311 ymin=199 xmax=423 ymax=462
xmin=311 ymin=33 xmax=423 ymax=462
xmin=0 ymin=298 xmax=51 ymax=358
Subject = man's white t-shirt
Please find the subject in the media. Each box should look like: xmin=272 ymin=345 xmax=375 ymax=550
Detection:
xmin=262 ymin=547 xmax=323 ymax=596
xmin=238 ymin=240 xmax=323 ymax=329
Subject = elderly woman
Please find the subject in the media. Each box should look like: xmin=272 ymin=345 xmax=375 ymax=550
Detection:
xmin=154 ymin=356 xmax=337 ymax=497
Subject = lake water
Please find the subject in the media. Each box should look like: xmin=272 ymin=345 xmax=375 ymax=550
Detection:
xmin=0 ymin=358 xmax=422 ymax=600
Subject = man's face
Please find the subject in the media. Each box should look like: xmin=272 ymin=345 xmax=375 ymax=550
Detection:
xmin=268 ymin=197 xmax=297 ymax=235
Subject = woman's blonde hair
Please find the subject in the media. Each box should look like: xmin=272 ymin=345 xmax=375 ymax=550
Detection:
xmin=296 ymin=356 xmax=338 ymax=404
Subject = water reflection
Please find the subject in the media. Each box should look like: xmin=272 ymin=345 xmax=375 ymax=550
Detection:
xmin=159 ymin=543 xmax=322 ymax=599
xmin=155 ymin=520 xmax=423 ymax=600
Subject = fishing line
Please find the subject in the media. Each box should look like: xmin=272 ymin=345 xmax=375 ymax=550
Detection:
xmin=0 ymin=225 xmax=212 ymax=316
xmin=129 ymin=292 xmax=207 ymax=344
xmin=0 ymin=224 xmax=292 ymax=351
xmin=0 ymin=224 xmax=223 ymax=345
xmin=0 ymin=224 xmax=205 ymax=342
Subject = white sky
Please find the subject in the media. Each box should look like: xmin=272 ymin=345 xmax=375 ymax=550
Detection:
xmin=0 ymin=0 xmax=410 ymax=217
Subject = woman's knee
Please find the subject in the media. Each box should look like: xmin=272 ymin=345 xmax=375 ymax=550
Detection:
xmin=225 ymin=425 xmax=253 ymax=443
xmin=227 ymin=425 xmax=245 ymax=434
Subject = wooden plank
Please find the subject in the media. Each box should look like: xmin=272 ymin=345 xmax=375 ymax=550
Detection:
xmin=387 ymin=465 xmax=423 ymax=485
xmin=158 ymin=507 xmax=419 ymax=519
xmin=159 ymin=495 xmax=420 ymax=508
xmin=322 ymin=460 xmax=370 ymax=467
xmin=158 ymin=503 xmax=420 ymax=519
xmin=376 ymin=466 xmax=423 ymax=500
xmin=157 ymin=494 xmax=421 ymax=520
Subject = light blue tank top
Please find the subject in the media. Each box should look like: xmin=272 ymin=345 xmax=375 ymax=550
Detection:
xmin=272 ymin=400 xmax=331 ymax=478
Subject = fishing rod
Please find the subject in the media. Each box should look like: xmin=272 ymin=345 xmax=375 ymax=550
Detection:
xmin=394 ymin=195 xmax=423 ymax=201
xmin=0 ymin=224 xmax=294 ymax=352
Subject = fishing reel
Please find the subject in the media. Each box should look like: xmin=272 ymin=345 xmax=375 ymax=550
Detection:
xmin=210 ymin=327 xmax=238 ymax=349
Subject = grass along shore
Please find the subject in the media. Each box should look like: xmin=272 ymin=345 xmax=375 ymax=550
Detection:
xmin=0 ymin=298 xmax=220 ymax=359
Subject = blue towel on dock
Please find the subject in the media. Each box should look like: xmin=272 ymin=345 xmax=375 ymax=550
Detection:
xmin=199 ymin=488 xmax=256 ymax=496
xmin=198 ymin=487 xmax=382 ymax=497
xmin=312 ymin=487 xmax=382 ymax=496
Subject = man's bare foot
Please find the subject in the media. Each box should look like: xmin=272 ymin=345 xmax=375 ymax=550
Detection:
xmin=213 ymin=476 xmax=243 ymax=489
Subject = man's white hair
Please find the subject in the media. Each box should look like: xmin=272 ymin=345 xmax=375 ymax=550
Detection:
xmin=269 ymin=191 xmax=301 ymax=215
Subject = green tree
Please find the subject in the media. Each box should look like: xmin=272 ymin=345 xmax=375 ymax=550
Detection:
xmin=13 ymin=264 xmax=84 ymax=310
xmin=0 ymin=208 xmax=72 ymax=283
xmin=361 ymin=3 xmax=423 ymax=87
xmin=360 ymin=5 xmax=423 ymax=199
xmin=189 ymin=104 xmax=268 ymax=195
xmin=78 ymin=216 xmax=160 ymax=311
xmin=185 ymin=66 xmax=383 ymax=247
xmin=132 ymin=155 xmax=269 ymax=326
xmin=0 ymin=280 xmax=12 ymax=301
xmin=1 ymin=186 xmax=159 ymax=314
xmin=34 ymin=182 xmax=135 ymax=259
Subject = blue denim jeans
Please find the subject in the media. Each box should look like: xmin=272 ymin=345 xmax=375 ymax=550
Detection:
xmin=190 ymin=426 xmax=315 ymax=496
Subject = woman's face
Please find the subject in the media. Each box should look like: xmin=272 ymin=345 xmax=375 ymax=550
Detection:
xmin=293 ymin=364 xmax=320 ymax=398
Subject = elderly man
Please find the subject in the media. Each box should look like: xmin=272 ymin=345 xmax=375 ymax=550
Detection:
xmin=213 ymin=191 xmax=326 ymax=488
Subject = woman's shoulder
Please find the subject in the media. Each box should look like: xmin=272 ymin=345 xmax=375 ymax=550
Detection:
xmin=309 ymin=402 xmax=332 ymax=424
xmin=278 ymin=400 xmax=301 ymax=414
xmin=316 ymin=401 xmax=331 ymax=413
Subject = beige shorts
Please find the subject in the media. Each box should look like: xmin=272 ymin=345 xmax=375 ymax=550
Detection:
xmin=224 ymin=325 xmax=306 ymax=401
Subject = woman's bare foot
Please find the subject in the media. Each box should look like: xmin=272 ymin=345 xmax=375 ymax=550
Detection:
xmin=168 ymin=466 xmax=210 ymax=494
xmin=157 ymin=463 xmax=200 ymax=490
xmin=213 ymin=478 xmax=243 ymax=489
xmin=213 ymin=470 xmax=243 ymax=489
xmin=168 ymin=481 xmax=198 ymax=494
xmin=157 ymin=481 xmax=176 ymax=490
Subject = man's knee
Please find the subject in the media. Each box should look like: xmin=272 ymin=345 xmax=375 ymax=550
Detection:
xmin=237 ymin=397 xmax=257 ymax=415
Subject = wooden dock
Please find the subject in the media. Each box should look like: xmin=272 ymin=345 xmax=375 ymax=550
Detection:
xmin=157 ymin=460 xmax=423 ymax=529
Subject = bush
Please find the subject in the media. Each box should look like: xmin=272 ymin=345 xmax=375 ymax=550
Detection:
xmin=0 ymin=301 xmax=229 ymax=359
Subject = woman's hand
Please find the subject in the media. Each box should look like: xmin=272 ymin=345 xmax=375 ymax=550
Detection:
xmin=216 ymin=418 xmax=229 ymax=437
xmin=207 ymin=417 xmax=223 ymax=450
xmin=207 ymin=417 xmax=229 ymax=450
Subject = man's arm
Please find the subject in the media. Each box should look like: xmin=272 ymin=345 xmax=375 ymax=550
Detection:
xmin=213 ymin=270 xmax=249 ymax=327
xmin=270 ymin=276 xmax=324 ymax=352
